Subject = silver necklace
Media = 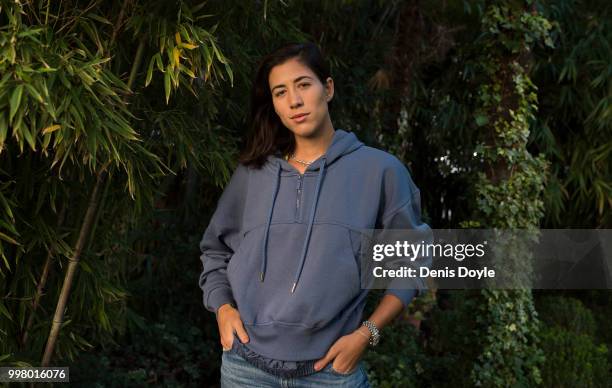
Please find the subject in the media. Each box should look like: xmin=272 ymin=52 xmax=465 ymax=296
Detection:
xmin=289 ymin=153 xmax=320 ymax=166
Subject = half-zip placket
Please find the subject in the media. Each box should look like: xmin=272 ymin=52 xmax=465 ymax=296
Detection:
xmin=296 ymin=174 xmax=303 ymax=222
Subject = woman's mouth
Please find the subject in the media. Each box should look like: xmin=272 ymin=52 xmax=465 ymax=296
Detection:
xmin=292 ymin=113 xmax=309 ymax=123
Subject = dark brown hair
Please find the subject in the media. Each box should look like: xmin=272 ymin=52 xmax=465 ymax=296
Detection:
xmin=238 ymin=42 xmax=333 ymax=169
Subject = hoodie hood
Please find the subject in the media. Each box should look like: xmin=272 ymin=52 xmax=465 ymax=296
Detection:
xmin=266 ymin=128 xmax=364 ymax=173
xmin=260 ymin=129 xmax=364 ymax=293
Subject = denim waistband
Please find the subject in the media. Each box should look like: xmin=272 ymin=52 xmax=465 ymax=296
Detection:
xmin=230 ymin=339 xmax=317 ymax=378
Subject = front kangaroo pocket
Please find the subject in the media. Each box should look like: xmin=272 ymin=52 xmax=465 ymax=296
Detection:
xmin=227 ymin=223 xmax=361 ymax=328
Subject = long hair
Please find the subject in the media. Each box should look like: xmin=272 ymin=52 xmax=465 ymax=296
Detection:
xmin=238 ymin=42 xmax=333 ymax=169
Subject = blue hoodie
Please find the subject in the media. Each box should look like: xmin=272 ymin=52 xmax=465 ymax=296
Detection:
xmin=198 ymin=129 xmax=430 ymax=361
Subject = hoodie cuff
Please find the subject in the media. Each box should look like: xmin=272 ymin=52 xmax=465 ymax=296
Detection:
xmin=384 ymin=288 xmax=417 ymax=310
xmin=206 ymin=287 xmax=235 ymax=315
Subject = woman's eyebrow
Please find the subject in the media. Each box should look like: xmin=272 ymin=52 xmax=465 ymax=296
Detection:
xmin=271 ymin=76 xmax=313 ymax=92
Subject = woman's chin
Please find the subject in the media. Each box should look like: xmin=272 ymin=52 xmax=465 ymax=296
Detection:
xmin=289 ymin=124 xmax=326 ymax=139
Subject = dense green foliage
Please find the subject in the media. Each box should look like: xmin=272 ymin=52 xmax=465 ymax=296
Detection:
xmin=0 ymin=0 xmax=610 ymax=386
xmin=536 ymin=296 xmax=609 ymax=387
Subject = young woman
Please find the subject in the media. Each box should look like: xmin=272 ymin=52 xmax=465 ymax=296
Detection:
xmin=198 ymin=42 xmax=431 ymax=388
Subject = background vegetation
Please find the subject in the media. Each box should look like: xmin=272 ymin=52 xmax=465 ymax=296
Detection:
xmin=0 ymin=0 xmax=610 ymax=386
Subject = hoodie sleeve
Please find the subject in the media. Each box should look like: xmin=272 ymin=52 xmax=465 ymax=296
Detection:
xmin=378 ymin=158 xmax=433 ymax=310
xmin=198 ymin=164 xmax=248 ymax=315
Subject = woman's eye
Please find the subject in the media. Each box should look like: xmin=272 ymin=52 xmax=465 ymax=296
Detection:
xmin=274 ymin=84 xmax=308 ymax=97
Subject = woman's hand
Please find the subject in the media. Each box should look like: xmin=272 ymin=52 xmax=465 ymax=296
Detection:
xmin=216 ymin=303 xmax=250 ymax=350
xmin=313 ymin=326 xmax=370 ymax=373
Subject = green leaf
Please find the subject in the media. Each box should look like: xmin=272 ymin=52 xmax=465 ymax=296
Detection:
xmin=202 ymin=44 xmax=212 ymax=73
xmin=224 ymin=62 xmax=233 ymax=87
xmin=0 ymin=302 xmax=12 ymax=321
xmin=475 ymin=113 xmax=489 ymax=126
xmin=0 ymin=73 xmax=11 ymax=90
xmin=0 ymin=231 xmax=19 ymax=245
xmin=164 ymin=71 xmax=171 ymax=104
xmin=145 ymin=56 xmax=155 ymax=87
xmin=155 ymin=53 xmax=164 ymax=72
xmin=86 ymin=13 xmax=113 ymax=25
xmin=22 ymin=125 xmax=37 ymax=152
xmin=178 ymin=64 xmax=195 ymax=78
xmin=210 ymin=39 xmax=227 ymax=64
xmin=0 ymin=113 xmax=7 ymax=147
xmin=25 ymin=84 xmax=44 ymax=103
xmin=9 ymin=85 xmax=24 ymax=122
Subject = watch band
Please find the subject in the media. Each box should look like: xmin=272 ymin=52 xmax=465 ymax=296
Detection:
xmin=361 ymin=320 xmax=380 ymax=347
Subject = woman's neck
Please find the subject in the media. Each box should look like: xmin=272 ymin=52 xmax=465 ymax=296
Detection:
xmin=291 ymin=126 xmax=335 ymax=161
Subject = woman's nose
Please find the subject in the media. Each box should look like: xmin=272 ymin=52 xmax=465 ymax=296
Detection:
xmin=289 ymin=89 xmax=303 ymax=108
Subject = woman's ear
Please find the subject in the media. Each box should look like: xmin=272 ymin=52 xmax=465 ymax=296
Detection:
xmin=325 ymin=77 xmax=334 ymax=102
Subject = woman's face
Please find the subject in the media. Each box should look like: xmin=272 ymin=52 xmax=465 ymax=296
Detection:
xmin=268 ymin=57 xmax=334 ymax=138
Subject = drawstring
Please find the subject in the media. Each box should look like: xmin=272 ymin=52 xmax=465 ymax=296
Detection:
xmin=291 ymin=156 xmax=327 ymax=293
xmin=259 ymin=157 xmax=328 ymax=294
xmin=260 ymin=162 xmax=281 ymax=282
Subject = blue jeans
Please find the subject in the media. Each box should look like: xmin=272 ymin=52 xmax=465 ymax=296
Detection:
xmin=220 ymin=349 xmax=371 ymax=387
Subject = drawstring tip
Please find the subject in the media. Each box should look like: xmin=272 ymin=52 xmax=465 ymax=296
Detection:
xmin=260 ymin=272 xmax=264 ymax=282
xmin=291 ymin=282 xmax=297 ymax=293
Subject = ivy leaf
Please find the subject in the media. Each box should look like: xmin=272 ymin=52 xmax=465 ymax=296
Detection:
xmin=475 ymin=113 xmax=489 ymax=126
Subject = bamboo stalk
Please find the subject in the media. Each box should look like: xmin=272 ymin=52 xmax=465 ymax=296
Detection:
xmin=40 ymin=25 xmax=144 ymax=363
xmin=110 ymin=0 xmax=131 ymax=49
xmin=85 ymin=172 xmax=112 ymax=253
xmin=127 ymin=38 xmax=146 ymax=92
xmin=41 ymin=162 xmax=110 ymax=366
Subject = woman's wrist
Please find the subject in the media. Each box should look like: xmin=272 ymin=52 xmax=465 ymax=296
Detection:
xmin=216 ymin=302 xmax=236 ymax=317
xmin=354 ymin=326 xmax=371 ymax=344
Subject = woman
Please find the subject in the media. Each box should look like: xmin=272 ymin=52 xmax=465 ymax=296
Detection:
xmin=198 ymin=42 xmax=431 ymax=387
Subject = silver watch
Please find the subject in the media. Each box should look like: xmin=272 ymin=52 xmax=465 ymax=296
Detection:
xmin=361 ymin=320 xmax=380 ymax=346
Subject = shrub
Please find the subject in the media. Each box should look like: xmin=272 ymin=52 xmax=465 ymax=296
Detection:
xmin=536 ymin=296 xmax=597 ymax=337
xmin=539 ymin=326 xmax=609 ymax=388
